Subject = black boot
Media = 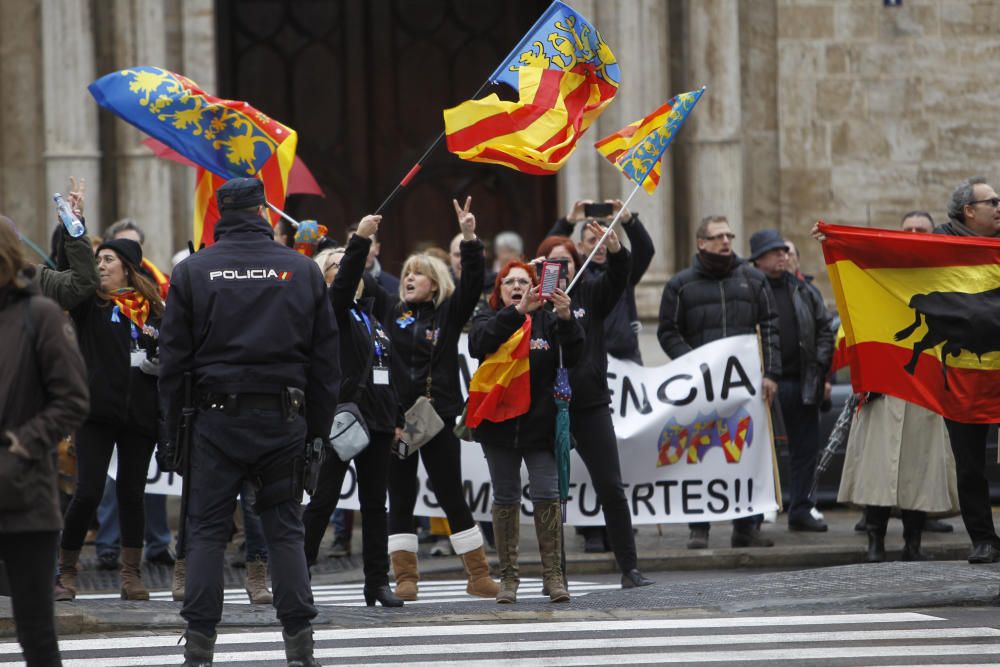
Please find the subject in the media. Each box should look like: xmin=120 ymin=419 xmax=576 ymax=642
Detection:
xmin=284 ymin=627 xmax=320 ymax=667
xmin=363 ymin=583 xmax=404 ymax=607
xmin=182 ymin=629 xmax=216 ymax=667
xmin=901 ymin=510 xmax=932 ymax=561
xmin=865 ymin=505 xmax=889 ymax=563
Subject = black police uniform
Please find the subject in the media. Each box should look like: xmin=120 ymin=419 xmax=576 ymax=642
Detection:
xmin=158 ymin=179 xmax=340 ymax=653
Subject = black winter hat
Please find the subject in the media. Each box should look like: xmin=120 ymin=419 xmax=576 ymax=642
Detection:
xmin=96 ymin=238 xmax=143 ymax=270
xmin=217 ymin=177 xmax=266 ymax=211
xmin=748 ymin=229 xmax=789 ymax=261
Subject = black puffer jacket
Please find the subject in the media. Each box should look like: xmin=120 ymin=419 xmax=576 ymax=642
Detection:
xmin=332 ymin=234 xmax=398 ymax=434
xmin=657 ymin=253 xmax=781 ymax=380
xmin=468 ymin=305 xmax=585 ymax=450
xmin=38 ymin=227 xmax=160 ymax=436
xmin=382 ymin=238 xmax=485 ymax=420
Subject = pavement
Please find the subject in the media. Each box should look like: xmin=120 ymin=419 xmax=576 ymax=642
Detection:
xmin=2 ymin=507 xmax=997 ymax=638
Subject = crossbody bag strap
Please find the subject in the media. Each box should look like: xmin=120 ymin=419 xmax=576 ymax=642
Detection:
xmin=424 ymin=308 xmax=441 ymax=399
xmin=353 ymin=306 xmax=378 ymax=397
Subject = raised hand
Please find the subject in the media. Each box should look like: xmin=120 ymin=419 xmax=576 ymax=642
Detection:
xmin=515 ymin=284 xmax=543 ymax=315
xmin=566 ymin=199 xmax=593 ymax=224
xmin=550 ymin=288 xmax=572 ymax=320
xmin=453 ymin=196 xmax=476 ymax=241
xmin=609 ymin=198 xmax=632 ymax=223
xmin=68 ymin=176 xmax=86 ymax=218
xmin=585 ymin=220 xmax=621 ymax=253
xmin=356 ymin=214 xmax=382 ymax=239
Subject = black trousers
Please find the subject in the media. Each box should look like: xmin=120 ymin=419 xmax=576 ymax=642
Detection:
xmin=302 ymin=432 xmax=392 ymax=587
xmin=61 ymin=420 xmax=155 ymax=551
xmin=778 ymin=379 xmax=820 ymax=520
xmin=0 ymin=531 xmax=61 ymax=666
xmin=388 ymin=426 xmax=476 ymax=536
xmin=182 ymin=408 xmax=315 ymax=636
xmin=571 ymin=407 xmax=637 ymax=573
xmin=944 ymin=419 xmax=1000 ymax=547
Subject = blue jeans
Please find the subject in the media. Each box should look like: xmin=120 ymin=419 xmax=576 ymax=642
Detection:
xmin=95 ymin=476 xmax=172 ymax=558
xmin=240 ymin=481 xmax=268 ymax=561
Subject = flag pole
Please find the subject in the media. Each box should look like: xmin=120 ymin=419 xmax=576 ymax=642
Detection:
xmin=565 ymin=180 xmax=644 ymax=295
xmin=374 ymin=2 xmax=563 ymax=216
xmin=266 ymin=201 xmax=300 ymax=230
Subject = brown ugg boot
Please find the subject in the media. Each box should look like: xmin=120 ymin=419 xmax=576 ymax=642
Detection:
xmin=120 ymin=547 xmax=150 ymax=600
xmin=172 ymin=558 xmax=186 ymax=602
xmin=534 ymin=500 xmax=570 ymax=602
xmin=54 ymin=549 xmax=81 ymax=601
xmin=492 ymin=504 xmax=520 ymax=603
xmin=450 ymin=526 xmax=500 ymax=598
xmin=388 ymin=533 xmax=419 ymax=601
xmin=245 ymin=557 xmax=274 ymax=604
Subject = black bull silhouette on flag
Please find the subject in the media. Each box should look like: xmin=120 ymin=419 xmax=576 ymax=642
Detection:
xmin=894 ymin=284 xmax=1000 ymax=389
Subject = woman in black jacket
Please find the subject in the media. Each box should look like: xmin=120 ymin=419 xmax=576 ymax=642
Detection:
xmin=301 ymin=214 xmax=403 ymax=607
xmin=535 ymin=224 xmax=654 ymax=589
xmin=468 ymin=260 xmax=584 ymax=603
xmin=381 ymin=197 xmax=497 ymax=601
xmin=37 ymin=185 xmax=163 ymax=602
xmin=0 ymin=215 xmax=89 ymax=666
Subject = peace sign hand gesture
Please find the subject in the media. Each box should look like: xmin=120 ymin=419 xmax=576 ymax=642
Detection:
xmin=453 ymin=196 xmax=477 ymax=241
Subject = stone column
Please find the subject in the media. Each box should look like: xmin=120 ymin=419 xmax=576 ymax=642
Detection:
xmin=557 ymin=0 xmax=673 ymax=318
xmin=684 ymin=0 xmax=745 ymax=254
xmin=169 ymin=0 xmax=216 ymax=260
xmin=41 ymin=0 xmax=102 ymax=235
xmin=109 ymin=0 xmax=173 ymax=268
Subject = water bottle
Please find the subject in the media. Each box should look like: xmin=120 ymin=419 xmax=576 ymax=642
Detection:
xmin=53 ymin=193 xmax=85 ymax=238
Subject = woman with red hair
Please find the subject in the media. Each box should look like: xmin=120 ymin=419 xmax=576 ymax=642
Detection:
xmin=535 ymin=224 xmax=654 ymax=589
xmin=468 ymin=260 xmax=584 ymax=603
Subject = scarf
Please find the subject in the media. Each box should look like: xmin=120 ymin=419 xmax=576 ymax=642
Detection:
xmin=111 ymin=288 xmax=149 ymax=329
xmin=697 ymin=249 xmax=735 ymax=277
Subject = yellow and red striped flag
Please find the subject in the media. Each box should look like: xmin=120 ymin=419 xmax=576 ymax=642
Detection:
xmin=820 ymin=222 xmax=1000 ymax=423
xmin=466 ymin=316 xmax=533 ymax=428
xmin=829 ymin=323 xmax=849 ymax=373
xmin=594 ymin=88 xmax=705 ymax=194
xmin=444 ymin=66 xmax=611 ymax=175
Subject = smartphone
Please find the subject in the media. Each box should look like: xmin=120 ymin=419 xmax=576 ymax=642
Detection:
xmin=583 ymin=202 xmax=613 ymax=219
xmin=539 ymin=261 xmax=562 ymax=300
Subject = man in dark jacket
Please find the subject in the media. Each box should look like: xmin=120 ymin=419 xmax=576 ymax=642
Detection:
xmin=934 ymin=176 xmax=1000 ymax=564
xmin=750 ymin=229 xmax=833 ymax=532
xmin=159 ymin=178 xmax=340 ymax=666
xmin=657 ymin=215 xmax=781 ymax=549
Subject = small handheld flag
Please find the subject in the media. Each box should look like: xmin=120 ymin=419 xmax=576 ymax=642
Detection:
xmin=594 ymin=87 xmax=705 ymax=194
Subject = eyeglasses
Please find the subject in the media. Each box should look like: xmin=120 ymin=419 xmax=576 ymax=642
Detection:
xmin=701 ymin=232 xmax=736 ymax=242
xmin=501 ymin=278 xmax=532 ymax=287
xmin=969 ymin=197 xmax=1000 ymax=208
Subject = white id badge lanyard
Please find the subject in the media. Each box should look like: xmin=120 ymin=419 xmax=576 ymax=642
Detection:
xmin=373 ymin=366 xmax=390 ymax=385
xmin=130 ymin=349 xmax=146 ymax=368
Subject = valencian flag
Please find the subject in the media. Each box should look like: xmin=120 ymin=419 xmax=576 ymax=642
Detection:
xmin=820 ymin=222 xmax=1000 ymax=423
xmin=443 ymin=1 xmax=618 ymax=174
xmin=89 ymin=66 xmax=297 ymax=247
xmin=594 ymin=87 xmax=705 ymax=194
xmin=466 ymin=317 xmax=533 ymax=428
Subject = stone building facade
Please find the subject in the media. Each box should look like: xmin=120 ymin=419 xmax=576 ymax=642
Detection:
xmin=1 ymin=0 xmax=998 ymax=312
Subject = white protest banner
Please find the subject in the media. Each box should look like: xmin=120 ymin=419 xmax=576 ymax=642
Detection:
xmin=133 ymin=334 xmax=778 ymax=525
xmin=334 ymin=333 xmax=779 ymax=524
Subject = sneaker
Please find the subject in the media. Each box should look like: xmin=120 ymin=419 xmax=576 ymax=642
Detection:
xmin=788 ymin=514 xmax=828 ymax=532
xmin=686 ymin=526 xmax=709 ymax=549
xmin=329 ymin=534 xmax=351 ymax=558
xmin=429 ymin=539 xmax=453 ymax=557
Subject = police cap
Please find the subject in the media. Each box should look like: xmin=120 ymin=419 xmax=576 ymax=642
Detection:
xmin=217 ymin=177 xmax=265 ymax=212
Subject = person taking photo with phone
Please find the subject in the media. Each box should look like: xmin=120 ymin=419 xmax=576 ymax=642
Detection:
xmin=467 ymin=261 xmax=584 ymax=603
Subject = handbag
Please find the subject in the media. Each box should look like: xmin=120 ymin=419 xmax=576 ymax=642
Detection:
xmin=394 ymin=311 xmax=445 ymax=458
xmin=330 ymin=307 xmax=378 ymax=462
xmin=329 ymin=402 xmax=371 ymax=462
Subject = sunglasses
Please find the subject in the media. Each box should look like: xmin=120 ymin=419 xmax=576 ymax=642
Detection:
xmin=969 ymin=197 xmax=1000 ymax=208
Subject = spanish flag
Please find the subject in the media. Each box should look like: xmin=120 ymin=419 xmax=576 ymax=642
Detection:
xmin=821 ymin=222 xmax=1000 ymax=423
xmin=444 ymin=66 xmax=610 ymax=175
xmin=829 ymin=323 xmax=849 ymax=373
xmin=594 ymin=87 xmax=705 ymax=194
xmin=466 ymin=316 xmax=532 ymax=428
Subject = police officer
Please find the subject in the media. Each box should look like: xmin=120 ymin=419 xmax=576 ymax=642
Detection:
xmin=159 ymin=177 xmax=339 ymax=667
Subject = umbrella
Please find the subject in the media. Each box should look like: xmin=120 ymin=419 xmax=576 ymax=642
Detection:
xmin=20 ymin=233 xmax=55 ymax=268
xmin=808 ymin=391 xmax=861 ymax=499
xmin=140 ymin=137 xmax=325 ymax=197
xmin=553 ymin=364 xmax=572 ymax=502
